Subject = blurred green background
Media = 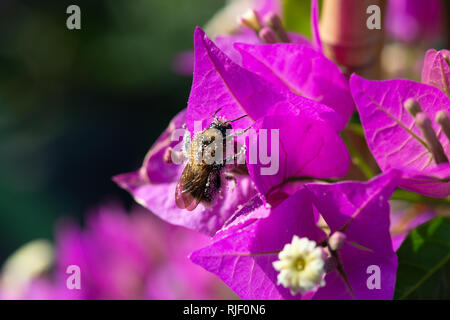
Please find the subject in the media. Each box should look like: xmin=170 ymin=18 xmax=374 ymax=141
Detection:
xmin=0 ymin=0 xmax=228 ymax=262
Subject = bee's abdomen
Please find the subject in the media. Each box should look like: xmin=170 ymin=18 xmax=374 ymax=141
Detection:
xmin=202 ymin=169 xmax=221 ymax=203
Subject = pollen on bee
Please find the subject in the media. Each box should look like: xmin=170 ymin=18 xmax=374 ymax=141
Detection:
xmin=175 ymin=113 xmax=250 ymax=211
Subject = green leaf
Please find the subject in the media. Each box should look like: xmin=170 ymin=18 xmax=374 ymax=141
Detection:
xmin=394 ymin=217 xmax=450 ymax=299
xmin=283 ymin=0 xmax=312 ymax=37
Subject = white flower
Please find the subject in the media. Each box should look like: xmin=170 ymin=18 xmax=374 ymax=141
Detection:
xmin=238 ymin=9 xmax=262 ymax=31
xmin=0 ymin=239 xmax=53 ymax=299
xmin=273 ymin=236 xmax=327 ymax=295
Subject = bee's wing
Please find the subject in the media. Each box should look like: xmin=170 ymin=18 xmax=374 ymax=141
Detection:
xmin=175 ymin=164 xmax=203 ymax=211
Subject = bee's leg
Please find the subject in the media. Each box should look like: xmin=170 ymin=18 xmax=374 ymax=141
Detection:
xmin=182 ymin=129 xmax=191 ymax=158
xmin=224 ymin=172 xmax=237 ymax=191
xmin=224 ymin=144 xmax=247 ymax=164
xmin=204 ymin=169 xmax=222 ymax=204
xmin=224 ymin=126 xmax=251 ymax=141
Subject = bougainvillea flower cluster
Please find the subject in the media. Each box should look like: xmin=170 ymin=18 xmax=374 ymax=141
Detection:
xmin=115 ymin=2 xmax=449 ymax=300
xmin=385 ymin=0 xmax=443 ymax=43
xmin=115 ymin=25 xmax=348 ymax=235
xmin=0 ymin=205 xmax=233 ymax=300
xmin=350 ymin=49 xmax=450 ymax=198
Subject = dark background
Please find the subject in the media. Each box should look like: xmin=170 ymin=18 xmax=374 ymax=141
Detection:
xmin=0 ymin=0 xmax=225 ymax=262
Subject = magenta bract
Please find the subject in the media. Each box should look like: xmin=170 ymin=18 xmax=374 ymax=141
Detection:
xmin=305 ymin=170 xmax=401 ymax=299
xmin=186 ymin=28 xmax=344 ymax=133
xmin=246 ymin=114 xmax=350 ymax=202
xmin=190 ymin=189 xmax=325 ymax=300
xmin=421 ymin=49 xmax=450 ymax=96
xmin=350 ymin=74 xmax=450 ymax=198
xmin=236 ymin=42 xmax=355 ymax=125
xmin=191 ymin=171 xmax=400 ymax=300
xmin=114 ymin=109 xmax=258 ymax=235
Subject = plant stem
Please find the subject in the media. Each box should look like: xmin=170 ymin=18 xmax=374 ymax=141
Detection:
xmin=392 ymin=189 xmax=450 ymax=206
xmin=342 ymin=130 xmax=375 ymax=179
xmin=347 ymin=123 xmax=365 ymax=137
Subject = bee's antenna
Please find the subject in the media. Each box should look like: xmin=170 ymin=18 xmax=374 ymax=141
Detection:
xmin=228 ymin=114 xmax=248 ymax=123
xmin=223 ymin=125 xmax=252 ymax=141
xmin=212 ymin=108 xmax=223 ymax=120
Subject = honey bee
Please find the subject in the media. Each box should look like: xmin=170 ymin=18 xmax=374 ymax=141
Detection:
xmin=175 ymin=109 xmax=249 ymax=211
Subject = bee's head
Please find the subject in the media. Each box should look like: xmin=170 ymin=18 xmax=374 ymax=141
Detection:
xmin=210 ymin=108 xmax=247 ymax=132
xmin=210 ymin=119 xmax=232 ymax=131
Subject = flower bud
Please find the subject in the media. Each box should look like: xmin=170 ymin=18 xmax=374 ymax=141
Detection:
xmin=404 ymin=98 xmax=422 ymax=117
xmin=264 ymin=12 xmax=290 ymax=42
xmin=416 ymin=112 xmax=449 ymax=164
xmin=163 ymin=147 xmax=184 ymax=164
xmin=258 ymin=27 xmax=278 ymax=43
xmin=436 ymin=110 xmax=450 ymax=143
xmin=444 ymin=54 xmax=450 ymax=67
xmin=163 ymin=147 xmax=174 ymax=164
xmin=328 ymin=231 xmax=346 ymax=251
xmin=238 ymin=9 xmax=262 ymax=32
